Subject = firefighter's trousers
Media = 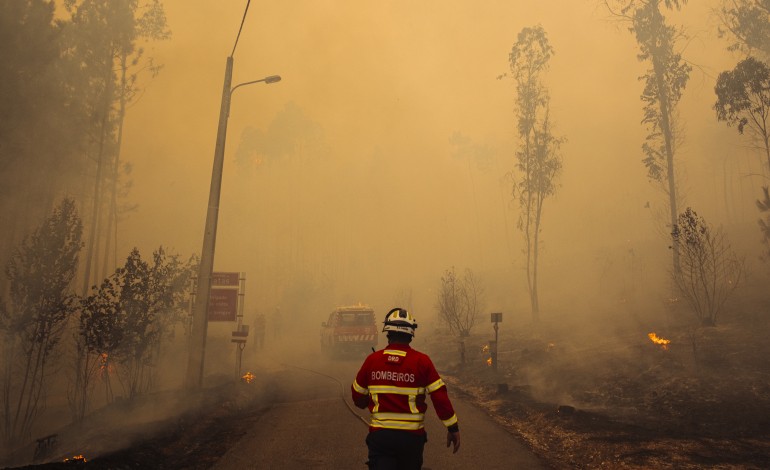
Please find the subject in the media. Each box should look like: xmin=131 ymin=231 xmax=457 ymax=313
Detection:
xmin=365 ymin=429 xmax=427 ymax=470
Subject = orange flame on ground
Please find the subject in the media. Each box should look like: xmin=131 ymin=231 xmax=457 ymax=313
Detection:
xmin=63 ymin=455 xmax=87 ymax=463
xmin=99 ymin=353 xmax=113 ymax=377
xmin=486 ymin=357 xmax=493 ymax=366
xmin=648 ymin=332 xmax=671 ymax=350
xmin=241 ymin=372 xmax=256 ymax=384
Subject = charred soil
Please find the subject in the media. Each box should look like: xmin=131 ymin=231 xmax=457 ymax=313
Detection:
xmin=432 ymin=312 xmax=770 ymax=469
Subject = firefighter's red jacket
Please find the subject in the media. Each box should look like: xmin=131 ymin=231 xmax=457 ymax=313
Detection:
xmin=351 ymin=343 xmax=458 ymax=434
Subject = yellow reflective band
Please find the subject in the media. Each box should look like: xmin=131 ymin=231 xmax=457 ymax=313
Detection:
xmin=369 ymin=385 xmax=426 ymax=396
xmin=426 ymin=378 xmax=445 ymax=394
xmin=408 ymin=393 xmax=418 ymax=414
xmin=442 ymin=414 xmax=458 ymax=427
xmin=372 ymin=393 xmax=380 ymax=412
xmin=372 ymin=412 xmax=425 ymax=422
xmin=383 ymin=349 xmax=407 ymax=356
xmin=352 ymin=380 xmax=368 ymax=395
xmin=370 ymin=418 xmax=425 ymax=431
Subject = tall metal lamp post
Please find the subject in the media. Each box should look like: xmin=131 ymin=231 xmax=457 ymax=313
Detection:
xmin=185 ymin=54 xmax=280 ymax=388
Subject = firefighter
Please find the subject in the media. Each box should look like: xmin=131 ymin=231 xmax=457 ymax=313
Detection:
xmin=351 ymin=307 xmax=461 ymax=469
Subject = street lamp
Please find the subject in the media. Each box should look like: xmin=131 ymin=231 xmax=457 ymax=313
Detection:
xmin=186 ymin=55 xmax=281 ymax=388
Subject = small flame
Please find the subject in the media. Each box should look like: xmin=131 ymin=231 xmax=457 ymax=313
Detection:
xmin=63 ymin=455 xmax=87 ymax=463
xmin=648 ymin=332 xmax=670 ymax=350
xmin=482 ymin=345 xmax=489 ymax=353
xmin=99 ymin=353 xmax=113 ymax=377
xmin=486 ymin=357 xmax=493 ymax=366
xmin=241 ymin=372 xmax=256 ymax=384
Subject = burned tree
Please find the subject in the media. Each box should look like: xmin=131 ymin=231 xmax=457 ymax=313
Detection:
xmin=506 ymin=25 xmax=564 ymax=322
xmin=671 ymin=208 xmax=743 ymax=326
xmin=436 ymin=267 xmax=484 ymax=338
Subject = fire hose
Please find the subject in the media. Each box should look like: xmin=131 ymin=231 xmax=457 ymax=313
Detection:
xmin=281 ymin=363 xmax=369 ymax=427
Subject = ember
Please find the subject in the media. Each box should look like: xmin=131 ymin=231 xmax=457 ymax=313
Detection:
xmin=99 ymin=353 xmax=112 ymax=377
xmin=63 ymin=454 xmax=87 ymax=463
xmin=241 ymin=371 xmax=256 ymax=384
xmin=486 ymin=357 xmax=493 ymax=366
xmin=648 ymin=332 xmax=670 ymax=350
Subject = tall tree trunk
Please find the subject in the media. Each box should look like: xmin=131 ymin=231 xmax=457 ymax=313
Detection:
xmin=651 ymin=5 xmax=680 ymax=274
xmin=81 ymin=63 xmax=114 ymax=295
xmin=101 ymin=53 xmax=128 ymax=281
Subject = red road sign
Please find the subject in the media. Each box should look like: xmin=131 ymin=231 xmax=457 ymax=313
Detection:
xmin=208 ymin=288 xmax=238 ymax=322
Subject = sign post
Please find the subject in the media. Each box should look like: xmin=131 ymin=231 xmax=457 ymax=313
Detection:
xmin=490 ymin=312 xmax=502 ymax=371
xmin=187 ymin=272 xmax=244 ymax=385
xmin=232 ymin=323 xmax=249 ymax=378
xmin=231 ymin=272 xmax=247 ymax=379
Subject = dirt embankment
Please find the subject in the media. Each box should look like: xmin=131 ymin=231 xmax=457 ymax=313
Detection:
xmin=433 ymin=317 xmax=770 ymax=469
xmin=2 ymin=377 xmax=271 ymax=470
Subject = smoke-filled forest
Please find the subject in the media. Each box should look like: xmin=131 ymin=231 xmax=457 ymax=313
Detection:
xmin=1 ymin=0 xmax=770 ymax=468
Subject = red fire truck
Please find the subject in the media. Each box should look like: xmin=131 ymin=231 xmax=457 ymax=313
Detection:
xmin=320 ymin=304 xmax=378 ymax=357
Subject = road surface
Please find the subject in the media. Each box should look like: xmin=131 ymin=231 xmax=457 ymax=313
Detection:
xmin=212 ymin=354 xmax=549 ymax=470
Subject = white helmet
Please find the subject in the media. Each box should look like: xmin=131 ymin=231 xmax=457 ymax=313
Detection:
xmin=382 ymin=308 xmax=418 ymax=337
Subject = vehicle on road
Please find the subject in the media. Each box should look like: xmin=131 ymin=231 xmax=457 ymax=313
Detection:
xmin=321 ymin=304 xmax=378 ymax=357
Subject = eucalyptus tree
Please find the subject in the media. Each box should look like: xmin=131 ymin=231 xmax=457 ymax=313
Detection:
xmin=0 ymin=199 xmax=82 ymax=448
xmin=60 ymin=0 xmax=170 ymax=293
xmin=715 ymin=57 xmax=770 ymax=260
xmin=506 ymin=25 xmax=564 ymax=322
xmin=605 ymin=0 xmax=691 ymax=273
xmin=715 ymin=57 xmax=770 ymax=174
xmin=718 ymin=0 xmax=770 ymax=58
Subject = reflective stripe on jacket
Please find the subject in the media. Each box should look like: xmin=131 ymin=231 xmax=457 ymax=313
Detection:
xmin=351 ymin=343 xmax=458 ymax=434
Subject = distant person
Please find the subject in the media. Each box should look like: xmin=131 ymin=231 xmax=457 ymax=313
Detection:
xmin=271 ymin=307 xmax=282 ymax=339
xmin=254 ymin=314 xmax=266 ymax=350
xmin=351 ymin=308 xmax=461 ymax=469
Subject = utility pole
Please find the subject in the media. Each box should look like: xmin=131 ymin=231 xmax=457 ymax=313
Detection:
xmin=186 ymin=56 xmax=234 ymax=388
xmin=184 ymin=56 xmax=280 ymax=388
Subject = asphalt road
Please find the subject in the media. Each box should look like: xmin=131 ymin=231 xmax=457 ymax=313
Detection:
xmin=212 ymin=355 xmax=549 ymax=470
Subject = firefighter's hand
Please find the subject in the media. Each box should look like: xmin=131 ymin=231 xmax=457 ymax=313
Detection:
xmin=352 ymin=395 xmax=368 ymax=409
xmin=353 ymin=398 xmax=368 ymax=409
xmin=446 ymin=431 xmax=460 ymax=453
